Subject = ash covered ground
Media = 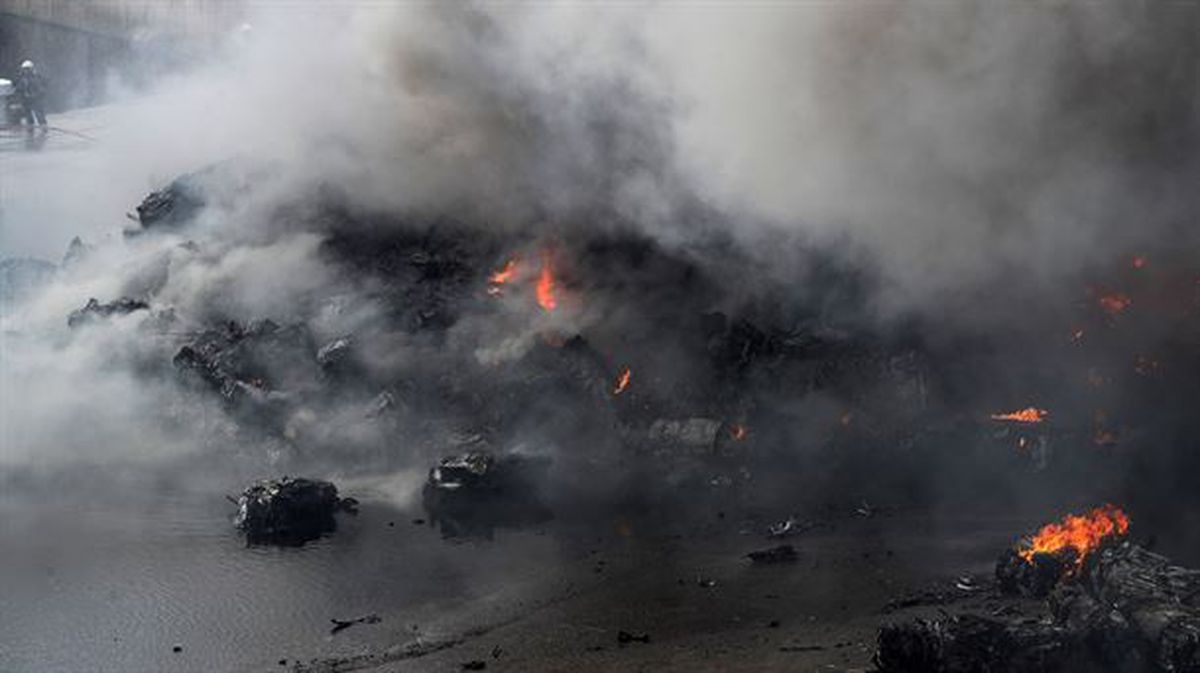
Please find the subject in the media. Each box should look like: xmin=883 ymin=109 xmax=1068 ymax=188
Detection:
xmin=4 ymin=3 xmax=1200 ymax=672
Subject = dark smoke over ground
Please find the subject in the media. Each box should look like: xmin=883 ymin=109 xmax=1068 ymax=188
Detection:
xmin=2 ymin=3 xmax=1200 ymax=671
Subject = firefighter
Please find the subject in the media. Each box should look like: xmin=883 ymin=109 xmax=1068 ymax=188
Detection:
xmin=15 ymin=60 xmax=47 ymax=131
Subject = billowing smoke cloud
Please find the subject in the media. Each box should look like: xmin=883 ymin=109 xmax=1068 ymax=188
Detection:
xmin=649 ymin=3 xmax=1200 ymax=317
xmin=3 ymin=1 xmax=1199 ymax=487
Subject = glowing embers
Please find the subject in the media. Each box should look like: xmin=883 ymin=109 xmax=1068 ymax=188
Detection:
xmin=990 ymin=407 xmax=1048 ymax=424
xmin=1098 ymin=292 xmax=1132 ymax=316
xmin=1017 ymin=504 xmax=1130 ymax=569
xmin=728 ymin=424 xmax=748 ymax=441
xmin=612 ymin=366 xmax=631 ymax=396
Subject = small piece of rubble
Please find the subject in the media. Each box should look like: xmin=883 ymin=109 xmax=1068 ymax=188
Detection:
xmin=647 ymin=417 xmax=722 ymax=454
xmin=617 ymin=630 xmax=650 ymax=644
xmin=747 ymin=544 xmax=799 ymax=564
xmin=316 ymin=336 xmax=354 ymax=375
xmin=768 ymin=515 xmax=816 ymax=539
xmin=779 ymin=644 xmax=825 ymax=653
xmin=233 ymin=477 xmax=356 ymax=545
xmin=330 ymin=613 xmax=381 ymax=634
xmin=365 ymin=390 xmax=399 ymax=418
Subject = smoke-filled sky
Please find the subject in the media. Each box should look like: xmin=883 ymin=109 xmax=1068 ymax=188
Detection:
xmin=2 ymin=1 xmax=1199 ymax=473
xmin=9 ymin=2 xmax=1200 ymax=310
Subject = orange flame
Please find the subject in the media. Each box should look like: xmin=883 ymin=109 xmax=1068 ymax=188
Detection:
xmin=536 ymin=254 xmax=557 ymax=312
xmin=729 ymin=424 xmax=748 ymax=441
xmin=613 ymin=367 xmax=631 ymax=395
xmin=1099 ymin=293 xmax=1132 ymax=315
xmin=1018 ymin=504 xmax=1130 ymax=568
xmin=489 ymin=258 xmax=519 ymax=285
xmin=990 ymin=407 xmax=1048 ymax=424
xmin=487 ymin=258 xmax=519 ymax=296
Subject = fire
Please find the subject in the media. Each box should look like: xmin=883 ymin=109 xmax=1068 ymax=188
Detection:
xmin=1132 ymin=255 xmax=1147 ymax=269
xmin=536 ymin=254 xmax=557 ymax=312
xmin=990 ymin=407 xmax=1048 ymax=424
xmin=613 ymin=367 xmax=631 ymax=395
xmin=487 ymin=258 xmax=519 ymax=296
xmin=1099 ymin=293 xmax=1132 ymax=315
xmin=729 ymin=424 xmax=748 ymax=441
xmin=1018 ymin=504 xmax=1130 ymax=568
xmin=489 ymin=258 xmax=518 ymax=285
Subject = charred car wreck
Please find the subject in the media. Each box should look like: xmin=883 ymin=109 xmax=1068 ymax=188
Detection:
xmin=233 ymin=477 xmax=358 ymax=545
xmin=422 ymin=451 xmax=552 ymax=538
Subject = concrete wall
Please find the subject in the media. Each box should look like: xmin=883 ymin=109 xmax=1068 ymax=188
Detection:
xmin=0 ymin=0 xmax=245 ymax=39
xmin=0 ymin=0 xmax=247 ymax=111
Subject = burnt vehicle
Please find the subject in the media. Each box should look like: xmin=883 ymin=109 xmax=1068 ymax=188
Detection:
xmin=233 ymin=477 xmax=358 ymax=545
xmin=421 ymin=450 xmax=552 ymax=538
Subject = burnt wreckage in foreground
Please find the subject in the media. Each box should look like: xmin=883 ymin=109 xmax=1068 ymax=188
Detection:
xmin=878 ymin=510 xmax=1200 ymax=673
xmin=234 ymin=477 xmax=359 ymax=545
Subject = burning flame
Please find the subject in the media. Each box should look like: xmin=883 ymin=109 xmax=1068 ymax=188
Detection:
xmin=990 ymin=407 xmax=1048 ymax=424
xmin=1018 ymin=504 xmax=1130 ymax=568
xmin=490 ymin=258 xmax=518 ymax=285
xmin=536 ymin=254 xmax=557 ymax=312
xmin=729 ymin=424 xmax=748 ymax=441
xmin=613 ymin=367 xmax=631 ymax=395
xmin=487 ymin=258 xmax=519 ymax=296
xmin=1099 ymin=293 xmax=1132 ymax=315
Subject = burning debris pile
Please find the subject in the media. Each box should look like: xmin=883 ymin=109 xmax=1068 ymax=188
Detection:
xmin=877 ymin=507 xmax=1200 ymax=673
xmin=997 ymin=505 xmax=1131 ymax=597
xmin=54 ymin=163 xmax=952 ymax=503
